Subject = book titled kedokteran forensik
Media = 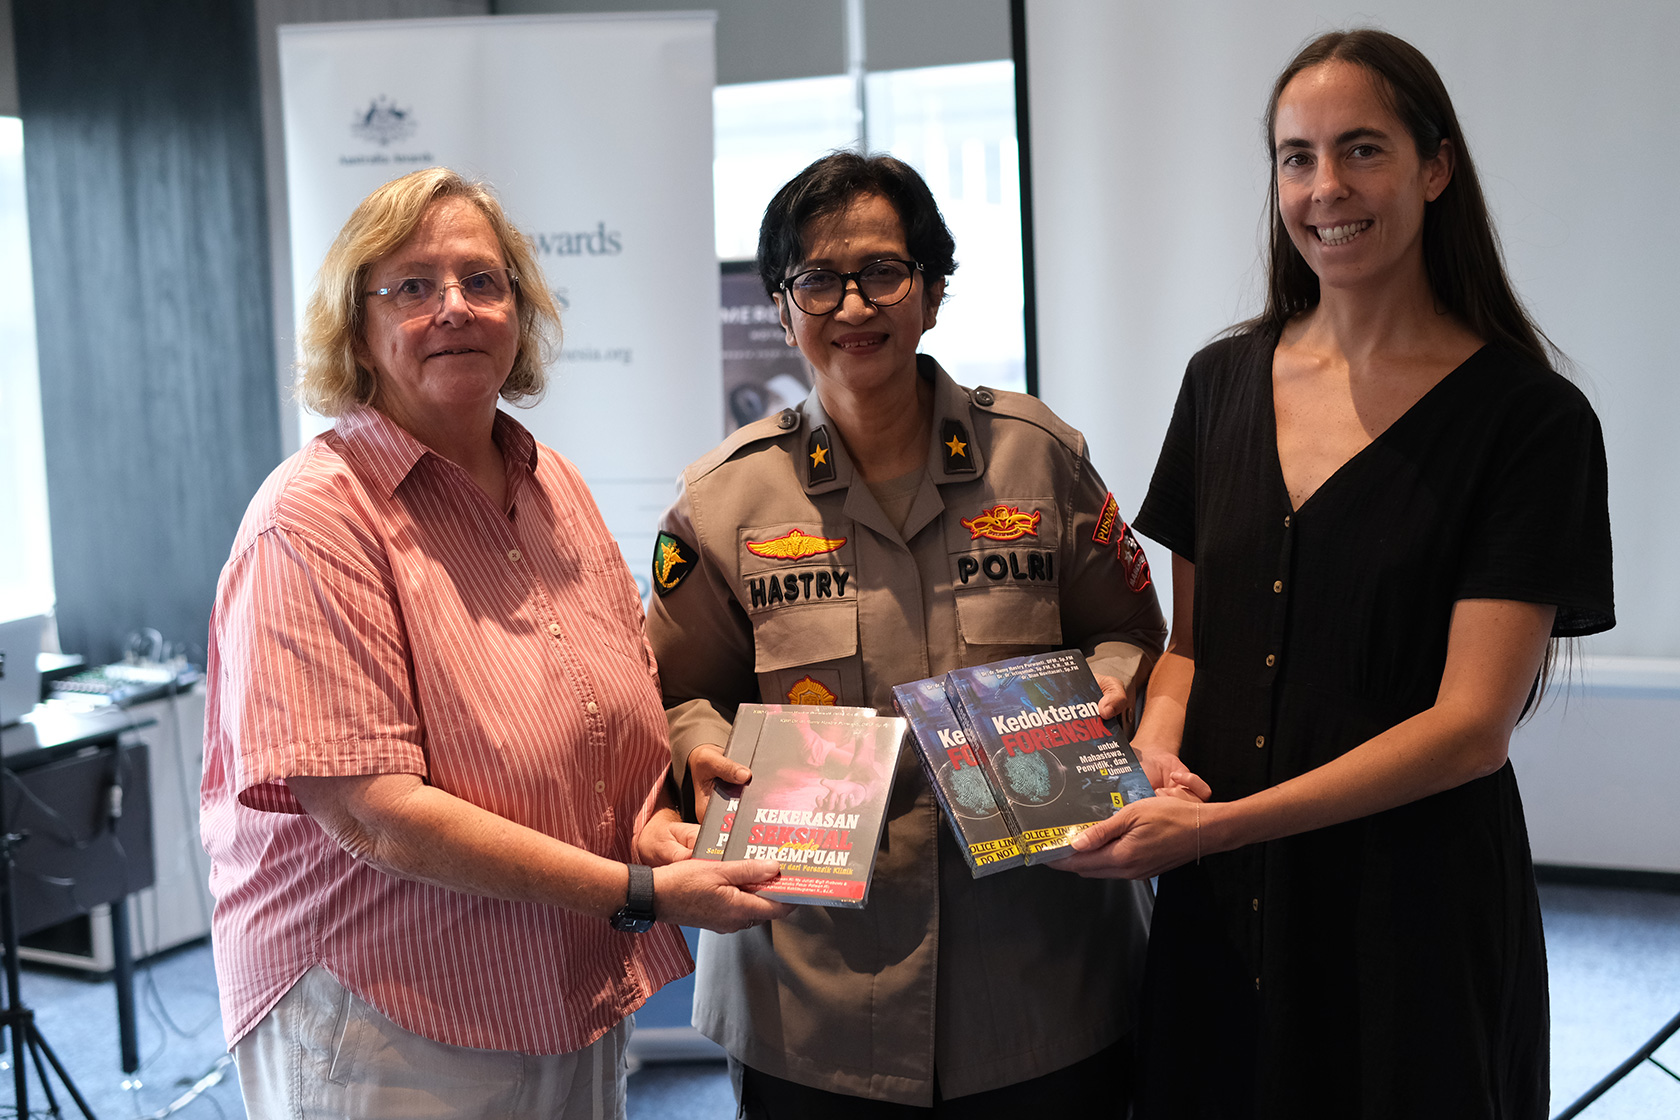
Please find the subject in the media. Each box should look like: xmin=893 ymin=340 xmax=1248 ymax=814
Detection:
xmin=892 ymin=676 xmax=1027 ymax=877
xmin=694 ymin=703 xmax=906 ymax=908
xmin=937 ymin=650 xmax=1154 ymax=864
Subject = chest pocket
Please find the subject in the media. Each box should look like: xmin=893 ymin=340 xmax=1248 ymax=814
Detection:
xmin=737 ymin=522 xmax=860 ymax=674
xmin=751 ymin=602 xmax=858 ymax=674
xmin=945 ymin=496 xmax=1063 ymax=647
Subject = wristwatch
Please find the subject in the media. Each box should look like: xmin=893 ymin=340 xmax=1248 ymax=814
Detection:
xmin=610 ymin=863 xmax=656 ymax=932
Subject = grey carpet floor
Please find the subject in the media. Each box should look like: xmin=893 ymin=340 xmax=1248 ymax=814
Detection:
xmin=7 ymin=880 xmax=1678 ymax=1119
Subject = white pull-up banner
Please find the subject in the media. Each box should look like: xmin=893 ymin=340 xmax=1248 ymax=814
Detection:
xmin=279 ymin=13 xmax=719 ymax=593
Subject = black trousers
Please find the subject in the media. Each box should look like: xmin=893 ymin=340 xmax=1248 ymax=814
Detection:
xmin=738 ymin=1036 xmax=1134 ymax=1119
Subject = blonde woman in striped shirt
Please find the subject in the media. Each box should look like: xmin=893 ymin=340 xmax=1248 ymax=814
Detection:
xmin=202 ymin=167 xmax=789 ymax=1119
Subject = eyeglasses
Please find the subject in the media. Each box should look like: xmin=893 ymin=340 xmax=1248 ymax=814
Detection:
xmin=365 ymin=268 xmax=518 ymax=315
xmin=778 ymin=259 xmax=922 ymax=316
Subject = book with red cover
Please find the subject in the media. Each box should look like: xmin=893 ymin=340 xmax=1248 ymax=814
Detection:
xmin=693 ymin=703 xmax=905 ymax=908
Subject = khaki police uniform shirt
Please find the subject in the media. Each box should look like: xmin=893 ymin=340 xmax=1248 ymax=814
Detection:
xmin=646 ymin=358 xmax=1166 ymax=1105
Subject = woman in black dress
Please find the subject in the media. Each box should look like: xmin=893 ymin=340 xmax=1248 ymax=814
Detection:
xmin=1055 ymin=29 xmax=1614 ymax=1118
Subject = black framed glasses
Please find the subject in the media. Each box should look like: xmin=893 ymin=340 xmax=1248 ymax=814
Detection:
xmin=365 ymin=268 xmax=518 ymax=316
xmin=779 ymin=258 xmax=922 ymax=316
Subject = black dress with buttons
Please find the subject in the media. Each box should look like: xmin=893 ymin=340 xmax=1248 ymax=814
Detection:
xmin=1131 ymin=330 xmax=1614 ymax=1119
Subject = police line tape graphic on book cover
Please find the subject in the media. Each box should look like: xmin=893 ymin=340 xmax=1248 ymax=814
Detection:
xmin=694 ymin=703 xmax=905 ymax=908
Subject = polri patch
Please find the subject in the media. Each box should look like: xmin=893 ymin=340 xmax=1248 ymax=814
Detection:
xmin=807 ymin=425 xmax=836 ymax=485
xmin=961 ymin=503 xmax=1041 ymax=542
xmin=1092 ymin=492 xmax=1120 ymax=545
xmin=651 ymin=531 xmax=698 ymax=597
xmin=941 ymin=419 xmax=974 ymax=474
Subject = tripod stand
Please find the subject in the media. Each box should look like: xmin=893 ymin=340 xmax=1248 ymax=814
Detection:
xmin=1553 ymin=1008 xmax=1680 ymax=1119
xmin=1 ymin=787 xmax=97 ymax=1119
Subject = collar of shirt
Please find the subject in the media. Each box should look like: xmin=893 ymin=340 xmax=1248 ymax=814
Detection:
xmin=793 ymin=355 xmax=990 ymax=500
xmin=333 ymin=405 xmax=540 ymax=500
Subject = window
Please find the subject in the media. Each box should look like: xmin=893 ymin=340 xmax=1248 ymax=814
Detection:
xmin=0 ymin=117 xmax=54 ymax=622
xmin=713 ymin=61 xmax=1026 ymax=396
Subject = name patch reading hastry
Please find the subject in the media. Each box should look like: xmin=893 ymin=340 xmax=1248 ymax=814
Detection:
xmin=746 ymin=569 xmax=851 ymax=607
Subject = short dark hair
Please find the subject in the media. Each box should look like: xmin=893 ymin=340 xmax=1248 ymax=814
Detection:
xmin=1249 ymin=28 xmax=1554 ymax=368
xmin=756 ymin=151 xmax=957 ymax=300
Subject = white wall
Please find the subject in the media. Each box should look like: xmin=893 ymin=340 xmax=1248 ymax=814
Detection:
xmin=1025 ymin=0 xmax=1680 ymax=660
xmin=1510 ymin=659 xmax=1680 ymax=873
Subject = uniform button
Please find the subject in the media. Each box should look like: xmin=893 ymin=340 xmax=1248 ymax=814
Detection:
xmin=594 ymin=779 xmax=606 ymax=794
xmin=1265 ymin=653 xmax=1276 ymax=667
xmin=1255 ymin=977 xmax=1262 ymax=991
xmin=585 ymin=700 xmax=599 ymax=714
xmin=548 ymin=622 xmax=562 ymax=636
xmin=1255 ymin=735 xmax=1265 ymax=748
xmin=777 ymin=410 xmax=798 ymax=430
xmin=1283 ymin=514 xmax=1292 ymax=528
xmin=973 ymin=388 xmax=995 ymax=406
xmin=1252 ymin=897 xmax=1260 ymax=911
xmin=507 ymin=549 xmax=522 ymax=562
xmin=1272 ymin=580 xmax=1283 ymax=593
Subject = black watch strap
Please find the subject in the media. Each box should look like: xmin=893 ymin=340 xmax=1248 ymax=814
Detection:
xmin=611 ymin=863 xmax=656 ymax=932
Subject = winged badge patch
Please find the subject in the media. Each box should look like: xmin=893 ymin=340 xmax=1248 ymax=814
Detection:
xmin=746 ymin=529 xmax=847 ymax=561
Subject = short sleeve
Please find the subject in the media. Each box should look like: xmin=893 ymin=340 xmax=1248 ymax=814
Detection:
xmin=643 ymin=473 xmax=757 ymax=803
xmin=1134 ymin=364 xmax=1200 ymax=560
xmin=1059 ymin=446 xmax=1167 ymax=695
xmin=1455 ymin=378 xmax=1615 ymax=637
xmin=213 ymin=525 xmax=427 ymax=813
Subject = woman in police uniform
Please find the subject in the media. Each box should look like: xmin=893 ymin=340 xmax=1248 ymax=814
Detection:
xmin=639 ymin=153 xmax=1185 ymax=1117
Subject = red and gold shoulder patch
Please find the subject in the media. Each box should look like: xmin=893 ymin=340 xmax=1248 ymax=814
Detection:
xmin=745 ymin=528 xmax=847 ymax=561
xmin=1092 ymin=492 xmax=1120 ymax=545
xmin=787 ymin=676 xmax=838 ymax=705
xmin=961 ymin=504 xmax=1041 ymax=542
xmin=1118 ymin=523 xmax=1152 ymax=593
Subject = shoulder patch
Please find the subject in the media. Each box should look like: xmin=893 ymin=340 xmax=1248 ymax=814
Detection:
xmin=807 ymin=425 xmax=836 ymax=485
xmin=941 ymin=419 xmax=975 ymax=474
xmin=651 ymin=531 xmax=698 ymax=597
xmin=1118 ymin=521 xmax=1152 ymax=592
xmin=1092 ymin=492 xmax=1120 ymax=545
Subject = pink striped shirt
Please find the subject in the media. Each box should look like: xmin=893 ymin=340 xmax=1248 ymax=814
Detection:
xmin=201 ymin=405 xmax=690 ymax=1053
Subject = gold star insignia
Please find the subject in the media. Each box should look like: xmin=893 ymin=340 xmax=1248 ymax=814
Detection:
xmin=810 ymin=445 xmax=829 ymax=466
xmin=945 ymin=434 xmax=968 ymax=458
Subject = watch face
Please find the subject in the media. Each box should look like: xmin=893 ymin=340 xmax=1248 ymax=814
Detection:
xmin=611 ymin=908 xmax=654 ymax=933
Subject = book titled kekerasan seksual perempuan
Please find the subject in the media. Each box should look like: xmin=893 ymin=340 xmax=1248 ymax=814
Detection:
xmin=693 ymin=703 xmax=906 ymax=908
xmin=892 ymin=676 xmax=1027 ymax=877
xmin=943 ymin=649 xmax=1154 ymax=861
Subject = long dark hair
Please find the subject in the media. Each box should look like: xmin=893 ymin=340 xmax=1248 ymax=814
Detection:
xmin=1249 ymin=29 xmax=1557 ymax=370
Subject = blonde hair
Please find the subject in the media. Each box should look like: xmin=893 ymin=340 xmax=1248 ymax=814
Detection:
xmin=293 ymin=167 xmax=560 ymax=417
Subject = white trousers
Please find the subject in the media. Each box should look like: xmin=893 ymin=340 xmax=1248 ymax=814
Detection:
xmin=233 ymin=966 xmax=629 ymax=1120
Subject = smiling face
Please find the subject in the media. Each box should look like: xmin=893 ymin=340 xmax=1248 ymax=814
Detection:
xmin=357 ymin=196 xmax=520 ymax=436
xmin=1273 ymin=60 xmax=1453 ymax=297
xmin=774 ymin=192 xmax=943 ymax=402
